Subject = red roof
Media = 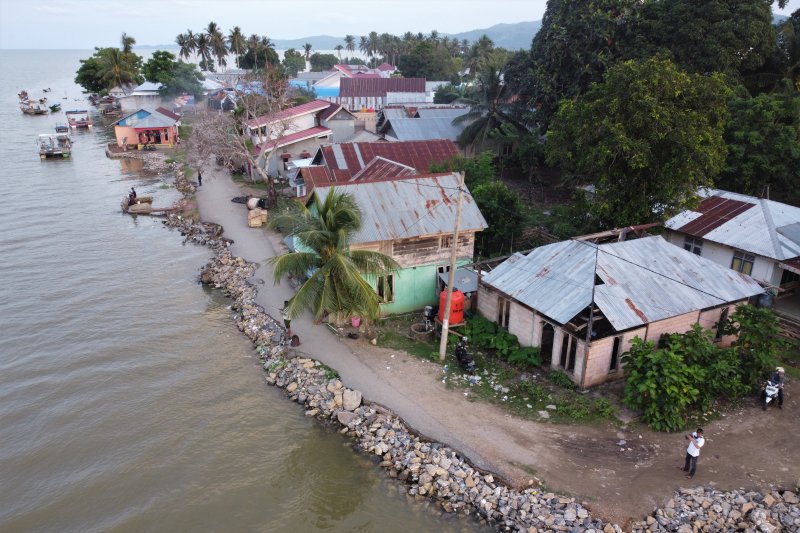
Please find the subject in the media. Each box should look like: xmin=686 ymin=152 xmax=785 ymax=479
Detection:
xmin=339 ymin=77 xmax=426 ymax=97
xmin=678 ymin=196 xmax=756 ymax=237
xmin=317 ymin=102 xmax=343 ymax=121
xmin=317 ymin=139 xmax=458 ymax=180
xmin=300 ymin=166 xmax=335 ymax=188
xmin=246 ymin=99 xmax=330 ymax=129
xmin=377 ymin=62 xmax=395 ymax=71
xmin=350 ymin=157 xmax=419 ymax=182
xmin=257 ymin=126 xmax=331 ymax=152
xmin=155 ymin=106 xmax=181 ymax=121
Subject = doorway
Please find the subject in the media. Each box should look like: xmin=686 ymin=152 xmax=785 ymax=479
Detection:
xmin=540 ymin=323 xmax=554 ymax=364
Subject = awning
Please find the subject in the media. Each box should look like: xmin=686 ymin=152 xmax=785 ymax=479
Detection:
xmin=438 ymin=267 xmax=478 ymax=294
xmin=779 ymin=258 xmax=800 ymax=276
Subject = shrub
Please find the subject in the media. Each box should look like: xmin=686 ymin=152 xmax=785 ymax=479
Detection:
xmin=507 ymin=346 xmax=542 ymax=368
xmin=546 ymin=370 xmax=577 ymax=390
xmin=592 ymin=398 xmax=616 ymax=419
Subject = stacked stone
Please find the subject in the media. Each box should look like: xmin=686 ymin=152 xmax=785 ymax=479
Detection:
xmin=630 ymin=487 xmax=800 ymax=532
xmin=171 ymin=163 xmax=196 ymax=194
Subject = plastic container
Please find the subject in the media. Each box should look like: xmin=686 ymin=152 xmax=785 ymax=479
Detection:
xmin=351 ymin=316 xmax=361 ymax=328
xmin=438 ymin=290 xmax=464 ymax=324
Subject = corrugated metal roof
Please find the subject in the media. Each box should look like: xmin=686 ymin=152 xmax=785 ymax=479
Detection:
xmin=319 ymin=139 xmax=458 ymax=179
xmin=258 ymin=126 xmax=331 ymax=151
xmin=350 ymin=157 xmax=418 ymax=181
xmin=339 ymin=77 xmax=426 ymax=97
xmin=312 ymin=172 xmax=487 ymax=243
xmin=416 ymin=107 xmax=470 ymax=119
xmin=677 ymin=196 xmax=755 ymax=236
xmin=385 ymin=116 xmax=467 ymax=142
xmin=246 ymin=99 xmax=330 ymax=128
xmin=665 ymin=189 xmax=800 ymax=260
xmin=482 ymin=236 xmax=763 ymax=331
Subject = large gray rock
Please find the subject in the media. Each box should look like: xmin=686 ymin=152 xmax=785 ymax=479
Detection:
xmin=342 ymin=389 xmax=362 ymax=411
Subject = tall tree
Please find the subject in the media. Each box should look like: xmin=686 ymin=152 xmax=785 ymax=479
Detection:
xmin=344 ymin=34 xmax=356 ymax=54
xmin=268 ymin=189 xmax=399 ymax=323
xmin=195 ymin=33 xmax=213 ymax=71
xmin=176 ymin=33 xmax=192 ymax=62
xmin=546 ymin=57 xmax=731 ymax=228
xmin=185 ymin=29 xmax=198 ymax=63
xmin=120 ymin=32 xmax=136 ymax=54
xmin=358 ymin=35 xmax=369 ymax=55
xmin=302 ymin=42 xmax=313 ymax=62
xmin=396 ymin=41 xmax=456 ymax=80
xmin=100 ymin=47 xmax=141 ymax=89
xmin=228 ymin=26 xmax=246 ymax=69
xmin=206 ymin=21 xmax=227 ymax=71
xmin=334 ymin=44 xmax=344 ymax=60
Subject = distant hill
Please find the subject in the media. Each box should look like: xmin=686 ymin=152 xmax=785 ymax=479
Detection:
xmin=270 ymin=21 xmax=540 ymax=52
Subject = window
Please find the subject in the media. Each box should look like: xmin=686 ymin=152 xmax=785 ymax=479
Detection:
xmin=497 ymin=297 xmax=511 ymax=329
xmin=377 ymin=274 xmax=394 ymax=303
xmin=684 ymin=236 xmax=703 ymax=255
xmin=440 ymin=236 xmax=453 ymax=249
xmin=609 ymin=336 xmax=622 ymax=372
xmin=731 ymin=250 xmax=755 ymax=275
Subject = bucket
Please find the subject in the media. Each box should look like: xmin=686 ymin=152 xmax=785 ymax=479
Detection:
xmin=351 ymin=316 xmax=361 ymax=328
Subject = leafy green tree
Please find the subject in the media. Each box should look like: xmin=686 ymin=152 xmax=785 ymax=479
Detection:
xmin=429 ymin=151 xmax=497 ymax=189
xmin=282 ymin=48 xmax=306 ymax=77
xmin=396 ymin=41 xmax=456 ymax=80
xmin=141 ymin=50 xmax=204 ymax=97
xmin=309 ymin=52 xmax=338 ymax=71
xmin=75 ymin=51 xmax=108 ymax=93
xmin=626 ymin=0 xmax=776 ymax=76
xmin=75 ymin=47 xmax=143 ymax=92
xmin=724 ymin=305 xmax=783 ymax=389
xmin=529 ymin=0 xmax=636 ymax=129
xmin=142 ymin=50 xmax=177 ymax=83
xmin=433 ymin=83 xmax=464 ymax=104
xmin=546 ymin=58 xmax=730 ymax=228
xmin=239 ymin=37 xmax=279 ymax=70
xmin=471 ymin=181 xmax=525 ymax=257
xmin=622 ymin=337 xmax=699 ymax=432
xmin=718 ymin=90 xmax=800 ymax=202
xmin=268 ymin=189 xmax=399 ymax=323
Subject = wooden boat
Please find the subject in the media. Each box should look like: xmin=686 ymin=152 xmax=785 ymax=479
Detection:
xmin=121 ymin=196 xmax=179 ymax=215
xmin=38 ymin=133 xmax=71 ymax=158
xmin=49 ymin=103 xmax=61 ymax=112
xmin=66 ymin=110 xmax=93 ymax=128
xmin=55 ymin=123 xmax=70 ymax=133
xmin=21 ymin=100 xmax=48 ymax=115
xmin=18 ymin=90 xmax=29 ymax=100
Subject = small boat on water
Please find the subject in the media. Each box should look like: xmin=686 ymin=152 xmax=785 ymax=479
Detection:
xmin=55 ymin=123 xmax=70 ymax=133
xmin=49 ymin=103 xmax=61 ymax=112
xmin=21 ymin=100 xmax=49 ymax=115
xmin=66 ymin=109 xmax=93 ymax=128
xmin=121 ymin=195 xmax=179 ymax=215
xmin=37 ymin=133 xmax=71 ymax=159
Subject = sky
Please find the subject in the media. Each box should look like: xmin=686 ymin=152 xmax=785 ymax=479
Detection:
xmin=0 ymin=0 xmax=797 ymax=50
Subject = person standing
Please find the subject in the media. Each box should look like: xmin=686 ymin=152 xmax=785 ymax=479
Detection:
xmin=682 ymin=428 xmax=704 ymax=479
xmin=197 ymin=170 xmax=202 ymax=186
xmin=281 ymin=300 xmax=291 ymax=336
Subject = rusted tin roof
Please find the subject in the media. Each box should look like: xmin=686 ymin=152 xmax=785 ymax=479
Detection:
xmin=317 ymin=139 xmax=458 ymax=180
xmin=482 ymin=236 xmax=763 ymax=331
xmin=339 ymin=77 xmax=426 ymax=97
xmin=312 ymin=172 xmax=487 ymax=243
xmin=350 ymin=157 xmax=418 ymax=181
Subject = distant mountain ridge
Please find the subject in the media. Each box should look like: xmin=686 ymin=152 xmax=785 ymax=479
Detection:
xmin=269 ymin=20 xmax=540 ymax=52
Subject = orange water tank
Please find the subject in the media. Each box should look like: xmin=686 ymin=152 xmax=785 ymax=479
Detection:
xmin=438 ymin=290 xmax=465 ymax=324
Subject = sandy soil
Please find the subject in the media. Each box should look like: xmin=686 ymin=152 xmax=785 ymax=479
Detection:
xmin=194 ymin=167 xmax=800 ymax=526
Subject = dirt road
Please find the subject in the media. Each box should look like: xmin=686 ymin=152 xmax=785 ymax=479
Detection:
xmin=195 ymin=169 xmax=800 ymax=525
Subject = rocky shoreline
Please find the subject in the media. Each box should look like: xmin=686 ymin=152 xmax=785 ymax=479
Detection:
xmin=160 ymin=166 xmax=799 ymax=532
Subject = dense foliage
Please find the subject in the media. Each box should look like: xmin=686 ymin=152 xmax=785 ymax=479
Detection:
xmin=282 ymin=48 xmax=306 ymax=77
xmin=309 ymin=53 xmax=338 ymax=72
xmin=142 ymin=50 xmax=204 ymax=98
xmin=75 ymin=46 xmax=143 ymax=92
xmin=461 ymin=315 xmax=542 ymax=369
xmin=622 ymin=306 xmax=782 ymax=431
xmin=396 ymin=41 xmax=457 ymax=81
xmin=546 ymin=57 xmax=730 ymax=228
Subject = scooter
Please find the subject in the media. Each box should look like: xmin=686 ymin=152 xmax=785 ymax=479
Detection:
xmin=761 ymin=380 xmax=780 ymax=410
xmin=455 ymin=337 xmax=476 ymax=373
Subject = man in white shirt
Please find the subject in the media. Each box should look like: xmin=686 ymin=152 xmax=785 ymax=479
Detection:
xmin=682 ymin=428 xmax=704 ymax=479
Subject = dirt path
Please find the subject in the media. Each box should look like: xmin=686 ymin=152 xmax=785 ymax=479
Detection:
xmin=194 ymin=168 xmax=800 ymax=525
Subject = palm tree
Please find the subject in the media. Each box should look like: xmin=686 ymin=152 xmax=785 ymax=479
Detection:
xmin=269 ymin=189 xmax=398 ymax=323
xmin=247 ymin=34 xmax=260 ymax=68
xmin=302 ymin=42 xmax=313 ymax=62
xmin=344 ymin=35 xmax=355 ymax=55
xmin=120 ymin=32 xmax=136 ymax=54
xmin=429 ymin=30 xmax=439 ymax=44
xmin=195 ymin=33 xmax=212 ymax=71
xmin=367 ymin=31 xmax=379 ymax=60
xmin=228 ymin=26 xmax=246 ymax=69
xmin=176 ymin=33 xmax=192 ymax=62
xmin=453 ymin=63 xmax=529 ymax=152
xmin=207 ymin=21 xmax=227 ymax=71
xmin=358 ymin=36 xmax=369 ymax=56
xmin=185 ymin=29 xmax=198 ymax=64
xmin=100 ymin=48 xmax=138 ymax=89
xmin=334 ymin=44 xmax=344 ymax=60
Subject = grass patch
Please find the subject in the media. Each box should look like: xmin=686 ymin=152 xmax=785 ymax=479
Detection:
xmin=231 ymin=172 xmax=270 ymax=191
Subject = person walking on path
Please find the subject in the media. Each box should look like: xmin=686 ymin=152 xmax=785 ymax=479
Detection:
xmin=682 ymin=428 xmax=704 ymax=479
xmin=281 ymin=300 xmax=291 ymax=336
xmin=197 ymin=170 xmax=202 ymax=186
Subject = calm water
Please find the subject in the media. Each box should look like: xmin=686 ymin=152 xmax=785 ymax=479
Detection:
xmin=0 ymin=50 xmax=483 ymax=533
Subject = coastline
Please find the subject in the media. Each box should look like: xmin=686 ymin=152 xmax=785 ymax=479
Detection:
xmin=157 ymin=163 xmax=798 ymax=532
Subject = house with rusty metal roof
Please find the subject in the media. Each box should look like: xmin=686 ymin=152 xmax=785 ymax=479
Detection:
xmin=664 ymin=189 xmax=800 ymax=318
xmin=304 ymin=172 xmax=487 ymax=315
xmin=333 ymin=77 xmax=427 ymax=111
xmin=478 ymin=235 xmax=763 ymax=389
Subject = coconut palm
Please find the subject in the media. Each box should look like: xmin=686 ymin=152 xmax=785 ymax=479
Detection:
xmin=334 ymin=44 xmax=344 ymax=60
xmin=176 ymin=33 xmax=192 ymax=61
xmin=120 ymin=32 xmax=136 ymax=54
xmin=367 ymin=31 xmax=380 ymax=60
xmin=344 ymin=35 xmax=355 ymax=55
xmin=195 ymin=33 xmax=213 ymax=71
xmin=228 ymin=26 xmax=246 ymax=69
xmin=358 ymin=36 xmax=368 ymax=56
xmin=302 ymin=42 xmax=313 ymax=62
xmin=453 ymin=62 xmax=529 ymax=152
xmin=206 ymin=21 xmax=227 ymax=71
xmin=185 ymin=29 xmax=198 ymax=63
xmin=247 ymin=34 xmax=260 ymax=68
xmin=269 ymin=189 xmax=398 ymax=323
xmin=100 ymin=47 xmax=138 ymax=89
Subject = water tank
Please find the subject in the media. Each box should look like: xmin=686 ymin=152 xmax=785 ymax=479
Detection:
xmin=438 ymin=290 xmax=465 ymax=324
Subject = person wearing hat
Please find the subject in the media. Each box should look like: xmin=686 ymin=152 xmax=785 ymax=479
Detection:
xmin=770 ymin=367 xmax=786 ymax=409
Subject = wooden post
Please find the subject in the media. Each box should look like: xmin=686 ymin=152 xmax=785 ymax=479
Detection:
xmin=439 ymin=172 xmax=465 ymax=362
xmin=580 ymin=242 xmax=600 ymax=390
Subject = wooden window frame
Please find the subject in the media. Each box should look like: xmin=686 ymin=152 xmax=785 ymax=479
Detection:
xmin=731 ymin=250 xmax=755 ymax=275
xmin=683 ymin=236 xmax=703 ymax=255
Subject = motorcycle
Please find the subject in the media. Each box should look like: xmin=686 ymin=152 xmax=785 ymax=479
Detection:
xmin=761 ymin=380 xmax=780 ymax=410
xmin=454 ymin=337 xmax=476 ymax=374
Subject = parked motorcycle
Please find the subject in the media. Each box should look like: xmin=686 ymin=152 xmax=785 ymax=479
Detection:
xmin=455 ymin=337 xmax=476 ymax=373
xmin=761 ymin=380 xmax=780 ymax=410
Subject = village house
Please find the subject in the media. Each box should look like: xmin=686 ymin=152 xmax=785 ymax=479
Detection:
xmin=112 ymin=107 xmax=180 ymax=149
xmin=477 ymin=236 xmax=764 ymax=389
xmin=287 ymin=139 xmax=460 ymax=198
xmin=331 ymin=77 xmax=427 ymax=111
xmin=663 ymin=189 xmax=800 ymax=318
xmin=117 ymin=81 xmax=165 ymax=111
xmin=308 ymin=172 xmax=487 ymax=315
xmin=377 ymin=105 xmax=471 ymax=145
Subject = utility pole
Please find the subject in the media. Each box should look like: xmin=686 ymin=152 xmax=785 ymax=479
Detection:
xmin=439 ymin=172 xmax=465 ymax=362
xmin=580 ymin=242 xmax=600 ymax=390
